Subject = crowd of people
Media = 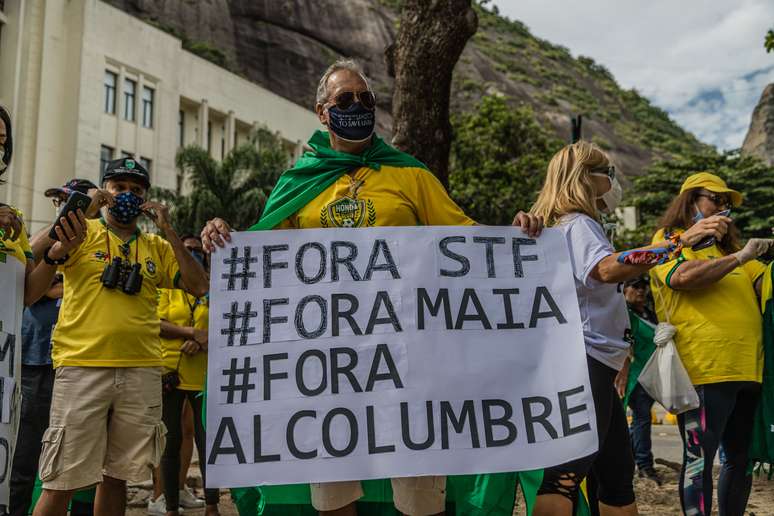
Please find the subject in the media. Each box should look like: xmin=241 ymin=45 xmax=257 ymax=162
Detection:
xmin=0 ymin=57 xmax=772 ymax=516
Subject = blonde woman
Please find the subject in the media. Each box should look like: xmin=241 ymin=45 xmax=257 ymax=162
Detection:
xmin=529 ymin=141 xmax=723 ymax=516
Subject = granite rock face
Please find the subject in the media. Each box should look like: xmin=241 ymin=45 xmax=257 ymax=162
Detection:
xmin=742 ymin=83 xmax=774 ymax=166
xmin=105 ymin=0 xmax=705 ymax=177
xmin=106 ymin=0 xmax=398 ymax=132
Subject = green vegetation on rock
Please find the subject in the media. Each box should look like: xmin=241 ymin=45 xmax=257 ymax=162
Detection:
xmin=449 ymin=94 xmax=562 ymax=225
xmin=618 ymin=151 xmax=774 ymax=248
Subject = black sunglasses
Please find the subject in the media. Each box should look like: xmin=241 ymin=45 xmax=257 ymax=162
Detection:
xmin=695 ymin=193 xmax=730 ymax=208
xmin=330 ymin=90 xmax=376 ymax=111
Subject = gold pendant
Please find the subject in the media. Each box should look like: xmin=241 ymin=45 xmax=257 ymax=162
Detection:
xmin=349 ymin=178 xmax=365 ymax=200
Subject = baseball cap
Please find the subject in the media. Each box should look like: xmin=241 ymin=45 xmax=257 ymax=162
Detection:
xmin=624 ymin=275 xmax=649 ymax=288
xmin=44 ymin=178 xmax=98 ymax=198
xmin=101 ymin=157 xmax=150 ymax=189
xmin=679 ymin=172 xmax=742 ymax=207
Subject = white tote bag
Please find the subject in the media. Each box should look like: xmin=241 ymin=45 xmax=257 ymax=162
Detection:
xmin=637 ymin=279 xmax=700 ymax=415
xmin=637 ymin=322 xmax=700 ymax=414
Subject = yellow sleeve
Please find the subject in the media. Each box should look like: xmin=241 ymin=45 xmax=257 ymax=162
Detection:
xmin=19 ymin=223 xmax=33 ymax=263
xmin=7 ymin=210 xmax=34 ymax=262
xmin=157 ymin=240 xmax=181 ymax=289
xmin=157 ymin=289 xmax=170 ymax=319
xmin=411 ymin=168 xmax=475 ymax=226
xmin=743 ymin=259 xmax=766 ymax=283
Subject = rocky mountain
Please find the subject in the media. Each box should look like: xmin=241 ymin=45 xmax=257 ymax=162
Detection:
xmin=105 ymin=0 xmax=706 ymax=181
xmin=742 ymin=83 xmax=774 ymax=166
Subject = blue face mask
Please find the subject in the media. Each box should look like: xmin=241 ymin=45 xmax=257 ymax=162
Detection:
xmin=108 ymin=191 xmax=144 ymax=224
xmin=190 ymin=249 xmax=205 ymax=266
xmin=327 ymin=103 xmax=376 ymax=143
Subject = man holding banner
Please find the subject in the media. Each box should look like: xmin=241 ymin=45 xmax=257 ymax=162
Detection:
xmin=202 ymin=59 xmax=544 ymax=516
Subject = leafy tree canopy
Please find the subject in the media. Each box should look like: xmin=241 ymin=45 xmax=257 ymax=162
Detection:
xmin=151 ymin=127 xmax=291 ymax=235
xmin=449 ymin=94 xmax=562 ymax=224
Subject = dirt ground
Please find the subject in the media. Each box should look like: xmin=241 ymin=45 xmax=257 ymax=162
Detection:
xmin=511 ymin=463 xmax=774 ymax=516
xmin=126 ymin=464 xmax=774 ymax=515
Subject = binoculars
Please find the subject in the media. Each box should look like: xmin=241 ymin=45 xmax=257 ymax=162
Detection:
xmin=100 ymin=257 xmax=143 ymax=295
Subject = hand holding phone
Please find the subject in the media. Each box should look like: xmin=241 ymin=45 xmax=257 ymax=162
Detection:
xmin=49 ymin=192 xmax=91 ymax=240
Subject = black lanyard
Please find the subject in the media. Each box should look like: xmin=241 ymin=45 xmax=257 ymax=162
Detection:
xmin=104 ymin=225 xmax=140 ymax=264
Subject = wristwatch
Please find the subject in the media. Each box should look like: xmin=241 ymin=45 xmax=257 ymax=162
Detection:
xmin=43 ymin=246 xmax=69 ymax=266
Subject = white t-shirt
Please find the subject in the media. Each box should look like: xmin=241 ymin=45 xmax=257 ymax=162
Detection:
xmin=557 ymin=213 xmax=630 ymax=371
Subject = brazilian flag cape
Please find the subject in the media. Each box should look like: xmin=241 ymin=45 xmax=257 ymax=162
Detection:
xmin=750 ymin=262 xmax=774 ymax=468
xmin=230 ymin=130 xmax=590 ymax=515
xmin=248 ymin=130 xmax=427 ymax=231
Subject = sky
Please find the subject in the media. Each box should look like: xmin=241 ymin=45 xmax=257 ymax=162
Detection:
xmin=491 ymin=0 xmax=774 ymax=150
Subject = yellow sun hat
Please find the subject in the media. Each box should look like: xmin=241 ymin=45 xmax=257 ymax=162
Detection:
xmin=679 ymin=172 xmax=742 ymax=207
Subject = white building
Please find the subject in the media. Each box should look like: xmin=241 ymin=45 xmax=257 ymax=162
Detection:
xmin=0 ymin=0 xmax=320 ymax=230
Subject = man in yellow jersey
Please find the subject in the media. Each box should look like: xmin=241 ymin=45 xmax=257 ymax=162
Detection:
xmin=25 ymin=157 xmax=209 ymax=516
xmin=201 ymin=59 xmax=542 ymax=516
xmin=154 ymin=235 xmax=219 ymax=516
xmin=650 ymin=172 xmax=774 ymax=516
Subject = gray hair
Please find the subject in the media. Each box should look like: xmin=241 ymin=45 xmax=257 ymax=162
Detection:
xmin=315 ymin=58 xmax=371 ymax=106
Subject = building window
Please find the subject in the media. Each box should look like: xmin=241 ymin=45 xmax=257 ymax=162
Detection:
xmin=123 ymin=78 xmax=136 ymax=121
xmin=142 ymin=86 xmax=154 ymax=128
xmin=139 ymin=157 xmax=152 ymax=175
xmin=100 ymin=145 xmax=114 ymax=173
xmin=178 ymin=110 xmax=184 ymax=147
xmin=121 ymin=150 xmax=133 ymax=159
xmin=207 ymin=121 xmax=212 ymax=152
xmin=104 ymin=71 xmax=117 ymax=114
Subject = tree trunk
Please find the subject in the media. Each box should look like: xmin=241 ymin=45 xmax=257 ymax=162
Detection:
xmin=386 ymin=0 xmax=477 ymax=187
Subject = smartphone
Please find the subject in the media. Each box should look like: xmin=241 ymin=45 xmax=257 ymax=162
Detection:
xmin=691 ymin=209 xmax=731 ymax=252
xmin=48 ymin=191 xmax=91 ymax=240
xmin=691 ymin=236 xmax=716 ymax=251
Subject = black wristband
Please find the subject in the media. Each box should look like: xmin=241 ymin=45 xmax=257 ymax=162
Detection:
xmin=43 ymin=247 xmax=69 ymax=266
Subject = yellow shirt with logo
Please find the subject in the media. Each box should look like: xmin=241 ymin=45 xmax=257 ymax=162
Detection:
xmin=650 ymin=228 xmax=766 ymax=385
xmin=0 ymin=207 xmax=34 ymax=266
xmin=278 ymin=165 xmax=474 ymax=229
xmin=52 ymin=219 xmax=180 ymax=368
xmin=158 ymin=288 xmax=208 ymax=391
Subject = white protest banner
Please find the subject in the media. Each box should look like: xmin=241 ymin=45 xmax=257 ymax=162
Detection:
xmin=206 ymin=226 xmax=597 ymax=488
xmin=0 ymin=246 xmax=25 ymax=505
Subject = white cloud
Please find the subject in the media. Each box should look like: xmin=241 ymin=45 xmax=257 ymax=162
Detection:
xmin=491 ymin=0 xmax=774 ymax=149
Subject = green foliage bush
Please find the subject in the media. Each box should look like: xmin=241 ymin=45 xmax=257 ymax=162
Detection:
xmin=449 ymin=95 xmax=562 ymax=225
xmin=151 ymin=128 xmax=291 ymax=235
xmin=617 ymin=151 xmax=774 ymax=248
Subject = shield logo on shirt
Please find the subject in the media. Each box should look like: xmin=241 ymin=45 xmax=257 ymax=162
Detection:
xmin=145 ymin=257 xmax=157 ymax=276
xmin=326 ymin=197 xmax=366 ymax=228
xmin=322 ymin=197 xmax=376 ymax=228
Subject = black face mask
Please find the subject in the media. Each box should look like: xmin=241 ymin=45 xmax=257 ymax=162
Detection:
xmin=327 ymin=103 xmax=376 ymax=143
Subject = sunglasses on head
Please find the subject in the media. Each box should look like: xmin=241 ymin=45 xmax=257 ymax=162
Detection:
xmin=696 ymin=192 xmax=730 ymax=208
xmin=329 ymin=90 xmax=377 ymax=111
xmin=590 ymin=165 xmax=616 ymax=180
